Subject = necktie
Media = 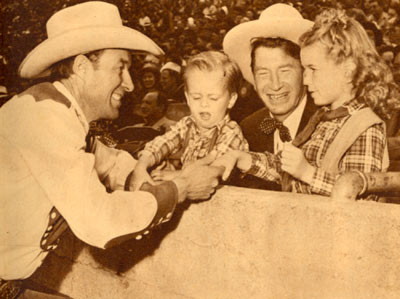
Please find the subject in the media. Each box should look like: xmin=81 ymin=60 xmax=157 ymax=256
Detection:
xmin=281 ymin=106 xmax=350 ymax=191
xmin=259 ymin=117 xmax=292 ymax=142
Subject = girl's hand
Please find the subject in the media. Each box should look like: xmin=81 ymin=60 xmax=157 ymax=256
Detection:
xmin=281 ymin=143 xmax=315 ymax=184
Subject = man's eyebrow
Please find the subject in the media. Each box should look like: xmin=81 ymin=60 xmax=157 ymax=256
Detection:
xmin=277 ymin=63 xmax=297 ymax=69
xmin=254 ymin=63 xmax=296 ymax=71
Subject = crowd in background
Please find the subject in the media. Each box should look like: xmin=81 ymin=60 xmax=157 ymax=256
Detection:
xmin=2 ymin=0 xmax=400 ymax=138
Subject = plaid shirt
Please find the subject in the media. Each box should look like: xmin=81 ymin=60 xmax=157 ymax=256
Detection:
xmin=140 ymin=114 xmax=249 ymax=167
xmin=247 ymin=101 xmax=386 ymax=196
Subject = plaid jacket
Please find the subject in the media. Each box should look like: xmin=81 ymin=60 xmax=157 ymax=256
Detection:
xmin=246 ymin=101 xmax=387 ymax=196
xmin=140 ymin=114 xmax=249 ymax=167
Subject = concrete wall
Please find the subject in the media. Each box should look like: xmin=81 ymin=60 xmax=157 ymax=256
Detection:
xmin=31 ymin=186 xmax=400 ymax=299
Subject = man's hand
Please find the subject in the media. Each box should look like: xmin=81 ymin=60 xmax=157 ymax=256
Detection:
xmin=212 ymin=150 xmax=252 ymax=181
xmin=281 ymin=143 xmax=315 ymax=184
xmin=174 ymin=151 xmax=224 ymax=202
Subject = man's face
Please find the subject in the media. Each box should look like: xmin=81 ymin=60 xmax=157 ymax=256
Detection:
xmin=252 ymin=46 xmax=304 ymax=122
xmin=160 ymin=70 xmax=176 ymax=92
xmin=83 ymin=49 xmax=133 ymax=120
xmin=142 ymin=71 xmax=156 ymax=89
xmin=140 ymin=92 xmax=160 ymax=118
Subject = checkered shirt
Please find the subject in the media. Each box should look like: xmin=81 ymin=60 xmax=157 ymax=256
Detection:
xmin=246 ymin=101 xmax=387 ymax=196
xmin=140 ymin=114 xmax=249 ymax=167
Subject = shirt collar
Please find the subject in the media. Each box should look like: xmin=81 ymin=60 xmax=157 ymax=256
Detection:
xmin=53 ymin=81 xmax=90 ymax=133
xmin=342 ymin=99 xmax=365 ymax=114
xmin=187 ymin=114 xmax=231 ymax=136
xmin=324 ymin=99 xmax=365 ymax=115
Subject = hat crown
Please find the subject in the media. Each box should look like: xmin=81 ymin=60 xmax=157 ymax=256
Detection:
xmin=47 ymin=1 xmax=122 ymax=38
xmin=160 ymin=62 xmax=181 ymax=74
xmin=259 ymin=3 xmax=304 ymax=21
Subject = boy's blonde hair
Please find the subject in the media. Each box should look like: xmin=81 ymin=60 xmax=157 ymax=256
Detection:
xmin=183 ymin=50 xmax=242 ymax=95
xmin=299 ymin=8 xmax=400 ymax=120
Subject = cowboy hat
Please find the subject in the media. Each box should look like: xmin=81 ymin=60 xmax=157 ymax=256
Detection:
xmin=223 ymin=3 xmax=313 ymax=86
xmin=160 ymin=62 xmax=181 ymax=74
xmin=19 ymin=1 xmax=164 ymax=79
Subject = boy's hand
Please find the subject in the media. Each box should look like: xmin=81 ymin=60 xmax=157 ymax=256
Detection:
xmin=151 ymin=169 xmax=182 ymax=181
xmin=281 ymin=143 xmax=315 ymax=184
xmin=130 ymin=163 xmax=155 ymax=191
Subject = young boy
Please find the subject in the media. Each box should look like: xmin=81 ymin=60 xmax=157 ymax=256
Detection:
xmin=131 ymin=51 xmax=249 ymax=190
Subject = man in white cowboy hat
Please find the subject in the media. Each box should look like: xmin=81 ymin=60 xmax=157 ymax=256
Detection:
xmin=222 ymin=3 xmax=318 ymax=190
xmin=0 ymin=1 xmax=221 ymax=297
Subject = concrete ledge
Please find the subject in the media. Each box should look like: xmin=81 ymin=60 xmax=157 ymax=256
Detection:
xmin=32 ymin=186 xmax=400 ymax=299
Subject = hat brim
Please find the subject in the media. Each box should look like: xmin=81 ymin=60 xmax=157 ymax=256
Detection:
xmin=223 ymin=18 xmax=313 ymax=86
xmin=19 ymin=26 xmax=164 ymax=79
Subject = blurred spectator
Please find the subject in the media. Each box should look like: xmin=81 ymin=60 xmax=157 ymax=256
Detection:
xmin=140 ymin=62 xmax=161 ymax=95
xmin=361 ymin=21 xmax=383 ymax=47
xmin=230 ymin=79 xmax=264 ymax=123
xmin=3 ymin=0 xmax=400 ymax=139
xmin=139 ymin=91 xmax=168 ymax=126
xmin=393 ymin=46 xmax=400 ymax=83
xmin=159 ymin=61 xmax=186 ymax=102
xmin=378 ymin=45 xmax=396 ymax=67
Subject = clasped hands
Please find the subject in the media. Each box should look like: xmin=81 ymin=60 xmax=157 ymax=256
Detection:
xmin=129 ymin=152 xmax=225 ymax=201
xmin=128 ymin=142 xmax=316 ymax=201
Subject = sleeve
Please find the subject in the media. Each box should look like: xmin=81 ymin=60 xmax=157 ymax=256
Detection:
xmin=213 ymin=121 xmax=249 ymax=159
xmin=90 ymin=138 xmax=137 ymax=190
xmin=245 ymin=151 xmax=282 ymax=183
xmin=139 ymin=117 xmax=189 ymax=166
xmin=10 ymin=98 xmax=179 ymax=249
xmin=309 ymin=123 xmax=386 ymax=196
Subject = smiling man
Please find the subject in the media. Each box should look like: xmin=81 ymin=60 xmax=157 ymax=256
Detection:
xmin=223 ymin=3 xmax=317 ymax=190
xmin=0 ymin=2 xmax=221 ymax=297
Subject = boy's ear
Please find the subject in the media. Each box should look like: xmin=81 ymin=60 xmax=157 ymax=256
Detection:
xmin=343 ymin=60 xmax=357 ymax=83
xmin=228 ymin=92 xmax=238 ymax=109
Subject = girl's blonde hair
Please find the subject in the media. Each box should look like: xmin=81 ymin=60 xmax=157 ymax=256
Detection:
xmin=299 ymin=8 xmax=400 ymax=120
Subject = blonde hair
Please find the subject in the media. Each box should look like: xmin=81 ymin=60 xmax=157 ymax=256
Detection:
xmin=299 ymin=8 xmax=400 ymax=120
xmin=183 ymin=50 xmax=242 ymax=94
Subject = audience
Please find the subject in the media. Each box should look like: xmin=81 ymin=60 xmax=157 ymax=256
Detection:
xmin=2 ymin=0 xmax=400 ymax=173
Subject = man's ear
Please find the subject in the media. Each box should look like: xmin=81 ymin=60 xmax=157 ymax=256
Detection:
xmin=72 ymin=54 xmax=91 ymax=77
xmin=184 ymin=90 xmax=189 ymax=101
xmin=228 ymin=92 xmax=238 ymax=109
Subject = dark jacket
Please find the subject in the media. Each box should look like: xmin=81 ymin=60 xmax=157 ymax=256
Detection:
xmin=228 ymin=94 xmax=318 ymax=191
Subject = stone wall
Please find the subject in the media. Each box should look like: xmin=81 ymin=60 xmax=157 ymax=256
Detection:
xmin=31 ymin=186 xmax=400 ymax=299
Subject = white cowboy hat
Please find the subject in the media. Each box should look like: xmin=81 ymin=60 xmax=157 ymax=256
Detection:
xmin=160 ymin=62 xmax=181 ymax=74
xmin=223 ymin=3 xmax=313 ymax=86
xmin=19 ymin=1 xmax=164 ymax=79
